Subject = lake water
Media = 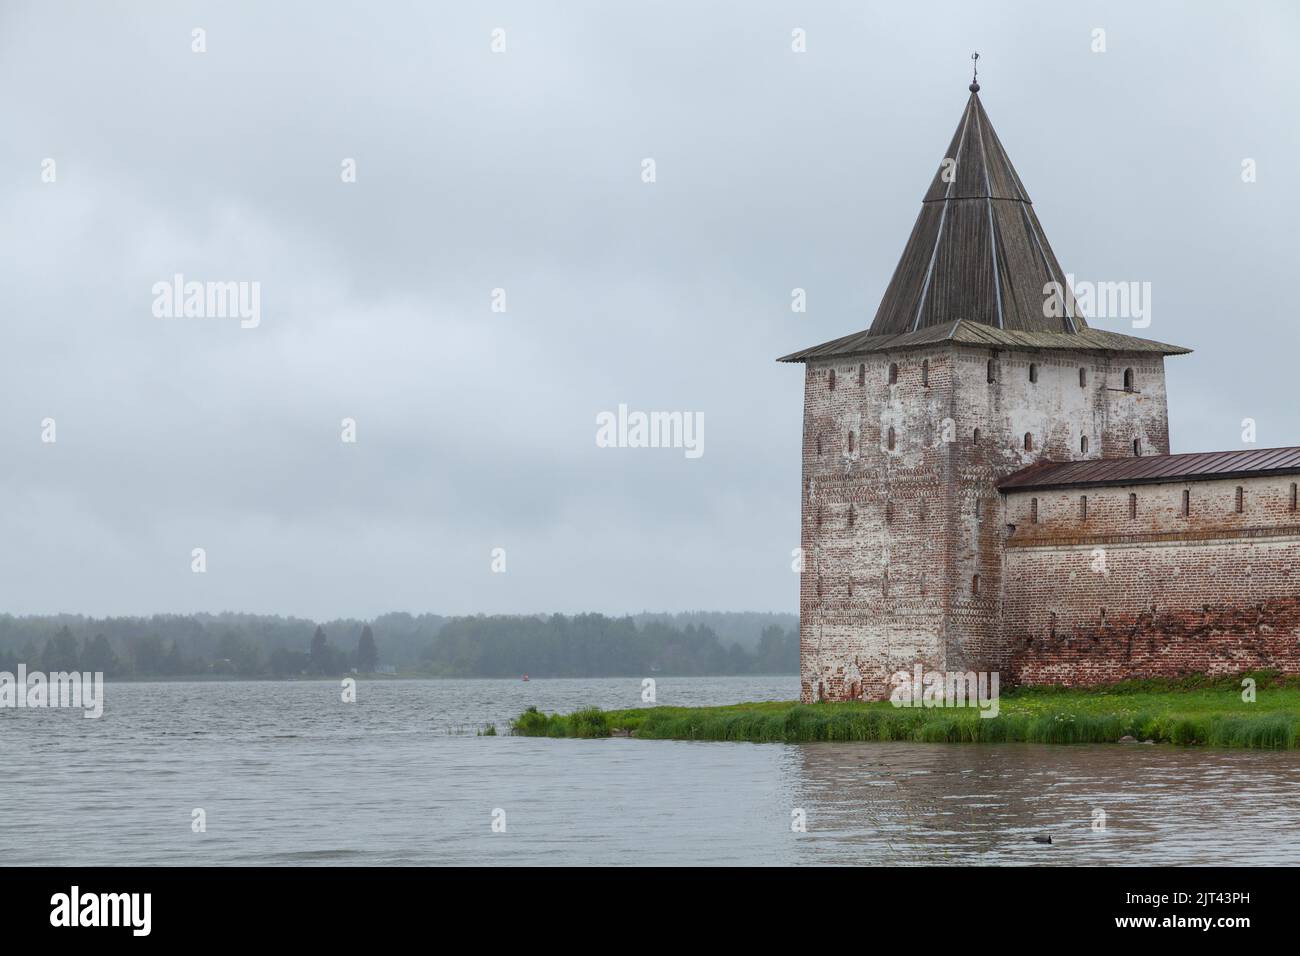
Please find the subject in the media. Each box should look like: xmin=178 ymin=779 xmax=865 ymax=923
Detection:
xmin=3 ymin=676 xmax=1298 ymax=865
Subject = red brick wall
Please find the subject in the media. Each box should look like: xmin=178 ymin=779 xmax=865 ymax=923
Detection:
xmin=1002 ymin=475 xmax=1300 ymax=685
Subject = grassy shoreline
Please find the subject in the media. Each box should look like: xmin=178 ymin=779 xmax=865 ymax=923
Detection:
xmin=511 ymin=674 xmax=1300 ymax=748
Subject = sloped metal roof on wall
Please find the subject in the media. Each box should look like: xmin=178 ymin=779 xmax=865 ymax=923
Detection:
xmin=778 ymin=89 xmax=1192 ymax=363
xmin=997 ymin=448 xmax=1300 ymax=492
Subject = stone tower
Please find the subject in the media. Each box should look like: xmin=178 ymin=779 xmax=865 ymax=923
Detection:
xmin=779 ymin=86 xmax=1190 ymax=703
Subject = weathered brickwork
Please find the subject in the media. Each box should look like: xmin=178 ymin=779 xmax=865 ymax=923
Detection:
xmin=799 ymin=346 xmax=1175 ymax=701
xmin=1003 ymin=476 xmax=1300 ymax=685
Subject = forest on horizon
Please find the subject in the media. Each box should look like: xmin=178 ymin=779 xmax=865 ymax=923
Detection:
xmin=0 ymin=611 xmax=798 ymax=679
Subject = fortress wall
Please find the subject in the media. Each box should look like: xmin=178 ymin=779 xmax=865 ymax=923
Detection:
xmin=1002 ymin=475 xmax=1300 ymax=685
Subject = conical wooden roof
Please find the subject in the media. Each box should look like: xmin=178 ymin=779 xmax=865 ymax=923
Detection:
xmin=779 ymin=90 xmax=1191 ymax=362
xmin=870 ymin=91 xmax=1077 ymax=336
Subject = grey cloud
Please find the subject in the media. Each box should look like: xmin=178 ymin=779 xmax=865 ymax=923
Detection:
xmin=1 ymin=0 xmax=1296 ymax=617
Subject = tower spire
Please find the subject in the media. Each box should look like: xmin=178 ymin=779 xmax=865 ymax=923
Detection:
xmin=777 ymin=68 xmax=1193 ymax=363
xmin=969 ymin=51 xmax=980 ymax=93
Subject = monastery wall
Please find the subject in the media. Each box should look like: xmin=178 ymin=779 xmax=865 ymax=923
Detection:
xmin=1002 ymin=475 xmax=1300 ymax=685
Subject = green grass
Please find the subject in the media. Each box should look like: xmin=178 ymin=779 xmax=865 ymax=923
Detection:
xmin=509 ymin=673 xmax=1300 ymax=748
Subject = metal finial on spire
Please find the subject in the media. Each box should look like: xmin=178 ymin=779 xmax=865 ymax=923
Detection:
xmin=969 ymin=51 xmax=980 ymax=93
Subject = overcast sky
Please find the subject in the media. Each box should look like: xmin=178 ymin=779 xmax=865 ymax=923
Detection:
xmin=2 ymin=1 xmax=1297 ymax=619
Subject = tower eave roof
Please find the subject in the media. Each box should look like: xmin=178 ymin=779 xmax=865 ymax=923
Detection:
xmin=776 ymin=319 xmax=1192 ymax=363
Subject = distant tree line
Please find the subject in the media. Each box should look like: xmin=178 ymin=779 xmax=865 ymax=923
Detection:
xmin=0 ymin=612 xmax=797 ymax=678
xmin=419 ymin=614 xmax=797 ymax=677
